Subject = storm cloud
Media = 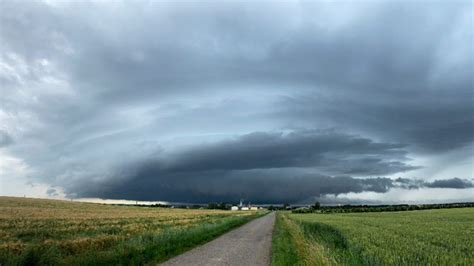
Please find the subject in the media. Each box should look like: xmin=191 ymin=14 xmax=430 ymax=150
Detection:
xmin=424 ymin=178 xmax=473 ymax=189
xmin=67 ymin=130 xmax=419 ymax=202
xmin=0 ymin=1 xmax=472 ymax=203
xmin=161 ymin=130 xmax=418 ymax=175
xmin=66 ymin=130 xmax=471 ymax=204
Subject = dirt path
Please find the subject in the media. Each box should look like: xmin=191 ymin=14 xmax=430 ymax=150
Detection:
xmin=160 ymin=212 xmax=276 ymax=266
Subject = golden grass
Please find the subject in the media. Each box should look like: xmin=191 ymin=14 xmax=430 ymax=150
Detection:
xmin=0 ymin=196 xmax=257 ymax=263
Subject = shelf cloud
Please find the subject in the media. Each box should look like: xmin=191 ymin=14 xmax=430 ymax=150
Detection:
xmin=0 ymin=0 xmax=472 ymax=203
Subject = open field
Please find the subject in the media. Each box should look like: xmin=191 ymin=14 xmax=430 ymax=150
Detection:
xmin=0 ymin=197 xmax=262 ymax=265
xmin=272 ymin=208 xmax=474 ymax=265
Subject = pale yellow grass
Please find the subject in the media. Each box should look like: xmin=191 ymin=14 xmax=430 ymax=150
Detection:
xmin=0 ymin=196 xmax=256 ymax=257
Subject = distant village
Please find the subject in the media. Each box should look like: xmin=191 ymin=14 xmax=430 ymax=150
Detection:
xmin=230 ymin=199 xmax=260 ymax=211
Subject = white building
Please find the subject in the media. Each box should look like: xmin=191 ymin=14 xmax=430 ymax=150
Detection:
xmin=230 ymin=199 xmax=260 ymax=211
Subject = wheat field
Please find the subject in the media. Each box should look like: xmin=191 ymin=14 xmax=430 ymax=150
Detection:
xmin=272 ymin=208 xmax=474 ymax=265
xmin=0 ymin=197 xmax=260 ymax=265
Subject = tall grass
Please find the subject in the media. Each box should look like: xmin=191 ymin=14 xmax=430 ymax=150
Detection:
xmin=272 ymin=212 xmax=335 ymax=265
xmin=271 ymin=212 xmax=299 ymax=265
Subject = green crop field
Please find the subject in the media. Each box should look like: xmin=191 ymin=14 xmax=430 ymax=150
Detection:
xmin=272 ymin=208 xmax=474 ymax=265
xmin=0 ymin=197 xmax=262 ymax=265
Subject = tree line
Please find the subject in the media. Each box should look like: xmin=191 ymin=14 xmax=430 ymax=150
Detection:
xmin=292 ymin=202 xmax=474 ymax=214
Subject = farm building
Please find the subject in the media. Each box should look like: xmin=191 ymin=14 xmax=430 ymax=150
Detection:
xmin=230 ymin=199 xmax=260 ymax=211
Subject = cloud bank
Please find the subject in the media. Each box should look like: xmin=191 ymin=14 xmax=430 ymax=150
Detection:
xmin=65 ymin=130 xmax=471 ymax=203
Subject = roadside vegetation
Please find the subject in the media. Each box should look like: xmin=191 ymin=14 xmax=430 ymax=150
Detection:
xmin=0 ymin=197 xmax=264 ymax=265
xmin=272 ymin=208 xmax=474 ymax=265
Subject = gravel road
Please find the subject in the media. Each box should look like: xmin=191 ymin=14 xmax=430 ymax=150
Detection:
xmin=160 ymin=212 xmax=275 ymax=266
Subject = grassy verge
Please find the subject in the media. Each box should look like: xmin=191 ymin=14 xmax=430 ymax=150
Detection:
xmin=271 ymin=212 xmax=336 ymax=266
xmin=271 ymin=212 xmax=299 ymax=265
xmin=296 ymin=221 xmax=366 ymax=265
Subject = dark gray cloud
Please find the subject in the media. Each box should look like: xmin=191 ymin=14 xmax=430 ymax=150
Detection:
xmin=424 ymin=178 xmax=473 ymax=189
xmin=64 ymin=130 xmax=421 ymax=203
xmin=72 ymin=169 xmax=473 ymax=204
xmin=65 ymin=130 xmax=470 ymax=203
xmin=79 ymin=173 xmax=397 ymax=204
xmin=0 ymin=1 xmax=472 ymax=203
xmin=275 ymin=91 xmax=474 ymax=153
xmin=394 ymin=177 xmax=474 ymax=189
xmin=46 ymin=187 xmax=59 ymax=197
xmin=163 ymin=130 xmax=418 ymax=175
xmin=0 ymin=130 xmax=13 ymax=148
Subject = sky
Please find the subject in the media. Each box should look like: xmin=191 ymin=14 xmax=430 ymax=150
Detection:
xmin=0 ymin=0 xmax=473 ymax=204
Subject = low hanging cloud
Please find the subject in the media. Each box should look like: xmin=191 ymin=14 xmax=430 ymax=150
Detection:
xmin=63 ymin=130 xmax=426 ymax=203
xmin=81 ymin=173 xmax=397 ymax=204
xmin=70 ymin=170 xmax=472 ymax=204
xmin=424 ymin=178 xmax=473 ymax=189
xmin=64 ymin=131 xmax=473 ymax=203
xmin=394 ymin=177 xmax=474 ymax=190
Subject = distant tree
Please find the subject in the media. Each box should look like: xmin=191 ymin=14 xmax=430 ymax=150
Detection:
xmin=312 ymin=201 xmax=321 ymax=210
xmin=218 ymin=202 xmax=229 ymax=210
xmin=207 ymin=202 xmax=218 ymax=209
